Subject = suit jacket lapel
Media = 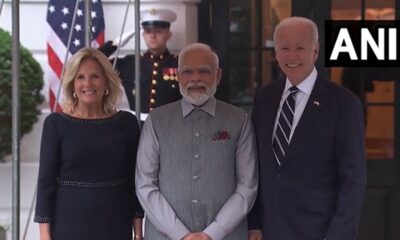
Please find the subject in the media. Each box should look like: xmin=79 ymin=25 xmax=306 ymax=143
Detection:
xmin=284 ymin=76 xmax=328 ymax=162
xmin=265 ymin=80 xmax=286 ymax=147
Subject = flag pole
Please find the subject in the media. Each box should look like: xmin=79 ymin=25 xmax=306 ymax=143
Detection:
xmin=0 ymin=0 xmax=5 ymax=16
xmin=85 ymin=0 xmax=92 ymax=47
xmin=11 ymin=0 xmax=21 ymax=239
xmin=113 ymin=0 xmax=132 ymax=69
xmin=135 ymin=0 xmax=141 ymax=127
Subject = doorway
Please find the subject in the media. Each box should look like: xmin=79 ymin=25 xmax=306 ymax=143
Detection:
xmin=198 ymin=0 xmax=400 ymax=239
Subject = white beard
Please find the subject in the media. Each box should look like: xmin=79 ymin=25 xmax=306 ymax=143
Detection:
xmin=179 ymin=82 xmax=217 ymax=106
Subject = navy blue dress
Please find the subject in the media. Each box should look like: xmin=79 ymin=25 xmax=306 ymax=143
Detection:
xmin=34 ymin=111 xmax=144 ymax=240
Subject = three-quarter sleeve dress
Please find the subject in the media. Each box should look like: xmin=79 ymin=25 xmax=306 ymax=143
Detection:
xmin=34 ymin=111 xmax=144 ymax=240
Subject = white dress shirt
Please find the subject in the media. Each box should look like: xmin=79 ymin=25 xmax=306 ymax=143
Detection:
xmin=273 ymin=67 xmax=318 ymax=142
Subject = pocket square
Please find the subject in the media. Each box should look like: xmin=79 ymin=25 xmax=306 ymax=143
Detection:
xmin=212 ymin=130 xmax=230 ymax=141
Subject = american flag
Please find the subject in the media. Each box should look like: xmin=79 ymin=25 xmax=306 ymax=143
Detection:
xmin=46 ymin=0 xmax=105 ymax=111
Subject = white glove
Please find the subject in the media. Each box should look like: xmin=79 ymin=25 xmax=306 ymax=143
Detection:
xmin=114 ymin=29 xmax=135 ymax=47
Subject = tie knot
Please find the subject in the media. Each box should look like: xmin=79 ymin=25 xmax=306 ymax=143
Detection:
xmin=289 ymin=86 xmax=299 ymax=94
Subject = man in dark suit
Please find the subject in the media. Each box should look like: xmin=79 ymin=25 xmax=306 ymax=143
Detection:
xmin=248 ymin=17 xmax=366 ymax=240
xmin=99 ymin=9 xmax=181 ymax=120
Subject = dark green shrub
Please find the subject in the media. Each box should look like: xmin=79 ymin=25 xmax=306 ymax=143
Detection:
xmin=0 ymin=28 xmax=44 ymax=162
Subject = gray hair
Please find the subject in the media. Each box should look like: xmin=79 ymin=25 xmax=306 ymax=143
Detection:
xmin=178 ymin=43 xmax=219 ymax=69
xmin=273 ymin=16 xmax=319 ymax=45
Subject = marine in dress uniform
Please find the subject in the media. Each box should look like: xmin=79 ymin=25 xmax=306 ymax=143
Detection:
xmin=99 ymin=9 xmax=181 ymax=117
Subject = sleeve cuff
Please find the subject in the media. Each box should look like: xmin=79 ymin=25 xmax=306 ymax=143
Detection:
xmin=133 ymin=211 xmax=144 ymax=218
xmin=247 ymin=218 xmax=261 ymax=230
xmin=34 ymin=216 xmax=52 ymax=223
xmin=203 ymin=221 xmax=227 ymax=240
xmin=167 ymin=224 xmax=190 ymax=240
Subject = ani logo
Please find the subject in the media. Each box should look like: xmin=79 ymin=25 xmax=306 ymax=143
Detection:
xmin=325 ymin=20 xmax=400 ymax=67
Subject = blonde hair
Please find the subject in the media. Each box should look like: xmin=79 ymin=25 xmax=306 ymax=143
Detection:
xmin=62 ymin=47 xmax=121 ymax=114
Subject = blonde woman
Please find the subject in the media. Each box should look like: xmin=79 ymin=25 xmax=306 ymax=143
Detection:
xmin=34 ymin=47 xmax=144 ymax=240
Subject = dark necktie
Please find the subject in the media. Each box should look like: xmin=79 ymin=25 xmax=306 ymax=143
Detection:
xmin=272 ymin=86 xmax=299 ymax=166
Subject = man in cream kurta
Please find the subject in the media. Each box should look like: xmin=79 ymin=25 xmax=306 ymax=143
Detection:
xmin=136 ymin=43 xmax=258 ymax=240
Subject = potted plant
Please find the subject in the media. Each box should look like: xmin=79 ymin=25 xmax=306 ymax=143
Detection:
xmin=0 ymin=225 xmax=6 ymax=240
xmin=0 ymin=27 xmax=44 ymax=162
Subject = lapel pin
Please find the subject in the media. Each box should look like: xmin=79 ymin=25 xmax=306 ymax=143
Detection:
xmin=313 ymin=101 xmax=320 ymax=106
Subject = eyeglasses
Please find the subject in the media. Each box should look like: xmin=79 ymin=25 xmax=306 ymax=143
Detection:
xmin=179 ymin=66 xmax=216 ymax=77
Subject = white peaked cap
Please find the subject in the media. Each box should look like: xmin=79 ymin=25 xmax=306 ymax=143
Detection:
xmin=140 ymin=8 xmax=177 ymax=28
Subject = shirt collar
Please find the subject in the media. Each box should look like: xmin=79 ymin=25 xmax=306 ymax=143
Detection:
xmin=181 ymin=96 xmax=216 ymax=118
xmin=284 ymin=67 xmax=317 ymax=95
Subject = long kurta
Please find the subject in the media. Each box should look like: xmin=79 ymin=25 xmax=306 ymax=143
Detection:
xmin=136 ymin=98 xmax=258 ymax=240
